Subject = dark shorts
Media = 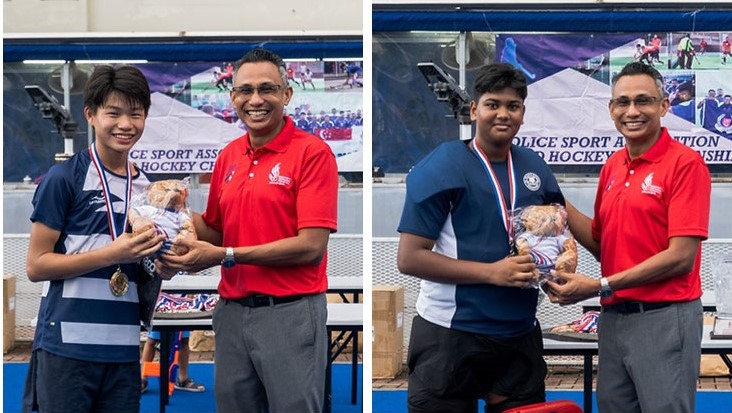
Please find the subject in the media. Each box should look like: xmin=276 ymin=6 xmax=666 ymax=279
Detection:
xmin=407 ymin=315 xmax=546 ymax=413
xmin=22 ymin=349 xmax=141 ymax=413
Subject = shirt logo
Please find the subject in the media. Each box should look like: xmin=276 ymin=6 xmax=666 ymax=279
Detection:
xmin=606 ymin=177 xmax=616 ymax=192
xmin=523 ymin=172 xmax=541 ymax=192
xmin=269 ymin=163 xmax=292 ymax=186
xmin=224 ymin=163 xmax=236 ymax=183
xmin=641 ymin=172 xmax=663 ymax=196
xmin=88 ymin=193 xmax=106 ymax=206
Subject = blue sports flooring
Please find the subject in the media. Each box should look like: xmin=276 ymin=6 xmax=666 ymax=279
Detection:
xmin=372 ymin=389 xmax=732 ymax=413
xmin=3 ymin=362 xmax=362 ymax=413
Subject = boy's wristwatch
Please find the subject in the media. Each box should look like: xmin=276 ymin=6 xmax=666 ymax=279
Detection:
xmin=599 ymin=277 xmax=613 ymax=298
xmin=222 ymin=247 xmax=236 ymax=268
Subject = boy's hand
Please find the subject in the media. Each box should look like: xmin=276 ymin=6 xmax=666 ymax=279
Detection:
xmin=488 ymin=254 xmax=537 ymax=288
xmin=110 ymin=229 xmax=164 ymax=264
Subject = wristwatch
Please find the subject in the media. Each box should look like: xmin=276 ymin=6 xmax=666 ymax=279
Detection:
xmin=599 ymin=277 xmax=613 ymax=298
xmin=221 ymin=247 xmax=236 ymax=268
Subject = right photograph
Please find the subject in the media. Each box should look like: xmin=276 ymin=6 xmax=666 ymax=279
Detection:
xmin=371 ymin=4 xmax=732 ymax=413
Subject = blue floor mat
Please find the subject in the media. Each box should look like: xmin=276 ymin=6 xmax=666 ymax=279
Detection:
xmin=4 ymin=362 xmax=362 ymax=413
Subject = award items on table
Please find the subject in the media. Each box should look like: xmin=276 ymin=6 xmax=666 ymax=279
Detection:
xmin=711 ymin=254 xmax=732 ymax=339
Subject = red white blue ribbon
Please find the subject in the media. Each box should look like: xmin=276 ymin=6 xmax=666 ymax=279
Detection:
xmin=471 ymin=141 xmax=517 ymax=247
xmin=89 ymin=144 xmax=132 ymax=240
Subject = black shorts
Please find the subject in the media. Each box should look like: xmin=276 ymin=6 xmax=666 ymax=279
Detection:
xmin=22 ymin=349 xmax=141 ymax=413
xmin=407 ymin=315 xmax=546 ymax=413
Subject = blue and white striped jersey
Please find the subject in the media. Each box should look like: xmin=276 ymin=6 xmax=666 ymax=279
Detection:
xmin=398 ymin=140 xmax=564 ymax=339
xmin=30 ymin=148 xmax=151 ymax=362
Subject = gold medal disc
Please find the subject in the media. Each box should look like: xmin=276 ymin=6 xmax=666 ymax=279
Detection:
xmin=110 ymin=267 xmax=129 ymax=297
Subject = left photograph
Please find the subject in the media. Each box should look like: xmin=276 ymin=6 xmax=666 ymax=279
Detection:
xmin=2 ymin=1 xmax=364 ymax=413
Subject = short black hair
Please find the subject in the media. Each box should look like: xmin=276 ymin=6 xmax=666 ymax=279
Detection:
xmin=83 ymin=65 xmax=151 ymax=115
xmin=612 ymin=62 xmax=665 ymax=97
xmin=235 ymin=48 xmax=288 ymax=84
xmin=473 ymin=63 xmax=528 ymax=101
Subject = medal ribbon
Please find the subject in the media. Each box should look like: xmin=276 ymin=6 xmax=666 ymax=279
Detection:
xmin=471 ymin=140 xmax=517 ymax=246
xmin=89 ymin=144 xmax=132 ymax=240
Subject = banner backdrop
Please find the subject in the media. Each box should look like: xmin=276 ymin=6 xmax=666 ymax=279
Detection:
xmin=372 ymin=31 xmax=732 ymax=174
xmin=497 ymin=32 xmax=732 ymax=165
xmin=134 ymin=61 xmax=363 ymax=173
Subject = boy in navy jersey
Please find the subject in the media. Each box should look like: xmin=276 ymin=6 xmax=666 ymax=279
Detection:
xmin=397 ymin=63 xmax=564 ymax=413
xmin=22 ymin=65 xmax=166 ymax=413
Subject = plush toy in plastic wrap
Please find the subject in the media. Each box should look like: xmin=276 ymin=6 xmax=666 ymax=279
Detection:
xmin=128 ymin=178 xmax=197 ymax=256
xmin=513 ymin=204 xmax=577 ymax=288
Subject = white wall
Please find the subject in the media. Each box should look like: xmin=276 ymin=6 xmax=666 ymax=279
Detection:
xmin=3 ymin=0 xmax=362 ymax=34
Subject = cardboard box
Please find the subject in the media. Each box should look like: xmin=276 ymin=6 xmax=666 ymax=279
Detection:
xmin=4 ymin=275 xmax=16 ymax=354
xmin=372 ymin=284 xmax=404 ymax=378
xmin=189 ymin=330 xmax=215 ymax=352
xmin=700 ymin=315 xmax=731 ymax=376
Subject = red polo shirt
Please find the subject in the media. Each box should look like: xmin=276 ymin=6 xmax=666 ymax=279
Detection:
xmin=592 ymin=128 xmax=710 ymax=305
xmin=203 ymin=117 xmax=338 ymax=299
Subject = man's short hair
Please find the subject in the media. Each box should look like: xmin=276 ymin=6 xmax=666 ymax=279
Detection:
xmin=612 ymin=62 xmax=666 ymax=97
xmin=235 ymin=48 xmax=288 ymax=85
xmin=473 ymin=63 xmax=528 ymax=101
xmin=83 ymin=65 xmax=151 ymax=115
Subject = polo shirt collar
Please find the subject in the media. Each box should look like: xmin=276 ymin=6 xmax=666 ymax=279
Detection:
xmin=623 ymin=127 xmax=671 ymax=165
xmin=244 ymin=117 xmax=294 ymax=154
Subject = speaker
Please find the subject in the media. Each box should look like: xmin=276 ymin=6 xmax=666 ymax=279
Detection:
xmin=441 ymin=32 xmax=494 ymax=71
xmin=48 ymin=62 xmax=89 ymax=95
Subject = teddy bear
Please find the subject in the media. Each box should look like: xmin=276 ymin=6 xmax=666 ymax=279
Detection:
xmin=128 ymin=179 xmax=197 ymax=256
xmin=514 ymin=204 xmax=577 ymax=287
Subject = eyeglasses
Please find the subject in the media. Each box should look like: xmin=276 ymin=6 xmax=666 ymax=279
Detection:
xmin=231 ymin=84 xmax=285 ymax=97
xmin=609 ymin=96 xmax=661 ymax=108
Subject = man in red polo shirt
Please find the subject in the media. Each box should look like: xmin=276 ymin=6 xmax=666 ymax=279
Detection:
xmin=546 ymin=62 xmax=710 ymax=413
xmin=160 ymin=48 xmax=338 ymax=413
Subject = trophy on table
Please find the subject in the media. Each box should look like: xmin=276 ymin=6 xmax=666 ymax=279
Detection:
xmin=711 ymin=254 xmax=732 ymax=339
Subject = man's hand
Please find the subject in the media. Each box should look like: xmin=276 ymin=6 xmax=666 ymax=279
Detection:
xmin=545 ymin=270 xmax=600 ymax=305
xmin=489 ymin=255 xmax=538 ymax=288
xmin=158 ymin=237 xmax=220 ymax=275
xmin=108 ymin=229 xmax=164 ymax=264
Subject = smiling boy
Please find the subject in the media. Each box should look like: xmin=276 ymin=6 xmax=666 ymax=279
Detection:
xmin=22 ymin=65 xmax=166 ymax=413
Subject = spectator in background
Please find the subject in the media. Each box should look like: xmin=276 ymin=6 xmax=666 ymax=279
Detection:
xmin=140 ymin=331 xmax=205 ymax=393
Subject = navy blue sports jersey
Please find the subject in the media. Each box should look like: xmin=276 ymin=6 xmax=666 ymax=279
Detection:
xmin=30 ymin=148 xmax=151 ymax=362
xmin=398 ymin=140 xmax=564 ymax=339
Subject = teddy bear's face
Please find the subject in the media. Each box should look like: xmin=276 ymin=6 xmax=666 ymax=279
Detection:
xmin=521 ymin=206 xmax=562 ymax=236
xmin=146 ymin=180 xmax=188 ymax=211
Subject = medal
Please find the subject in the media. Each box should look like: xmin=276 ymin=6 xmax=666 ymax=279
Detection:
xmin=110 ymin=266 xmax=129 ymax=296
xmin=90 ymin=144 xmax=133 ymax=297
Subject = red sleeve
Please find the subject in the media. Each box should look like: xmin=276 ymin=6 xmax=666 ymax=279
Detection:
xmin=667 ymin=155 xmax=710 ymax=240
xmin=296 ymin=142 xmax=338 ymax=232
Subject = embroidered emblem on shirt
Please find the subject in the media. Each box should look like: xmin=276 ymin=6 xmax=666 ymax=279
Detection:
xmin=606 ymin=177 xmax=615 ymax=192
xmin=641 ymin=172 xmax=663 ymax=196
xmin=523 ymin=172 xmax=541 ymax=192
xmin=88 ymin=193 xmax=106 ymax=205
xmin=224 ymin=163 xmax=236 ymax=183
xmin=269 ymin=163 xmax=292 ymax=186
